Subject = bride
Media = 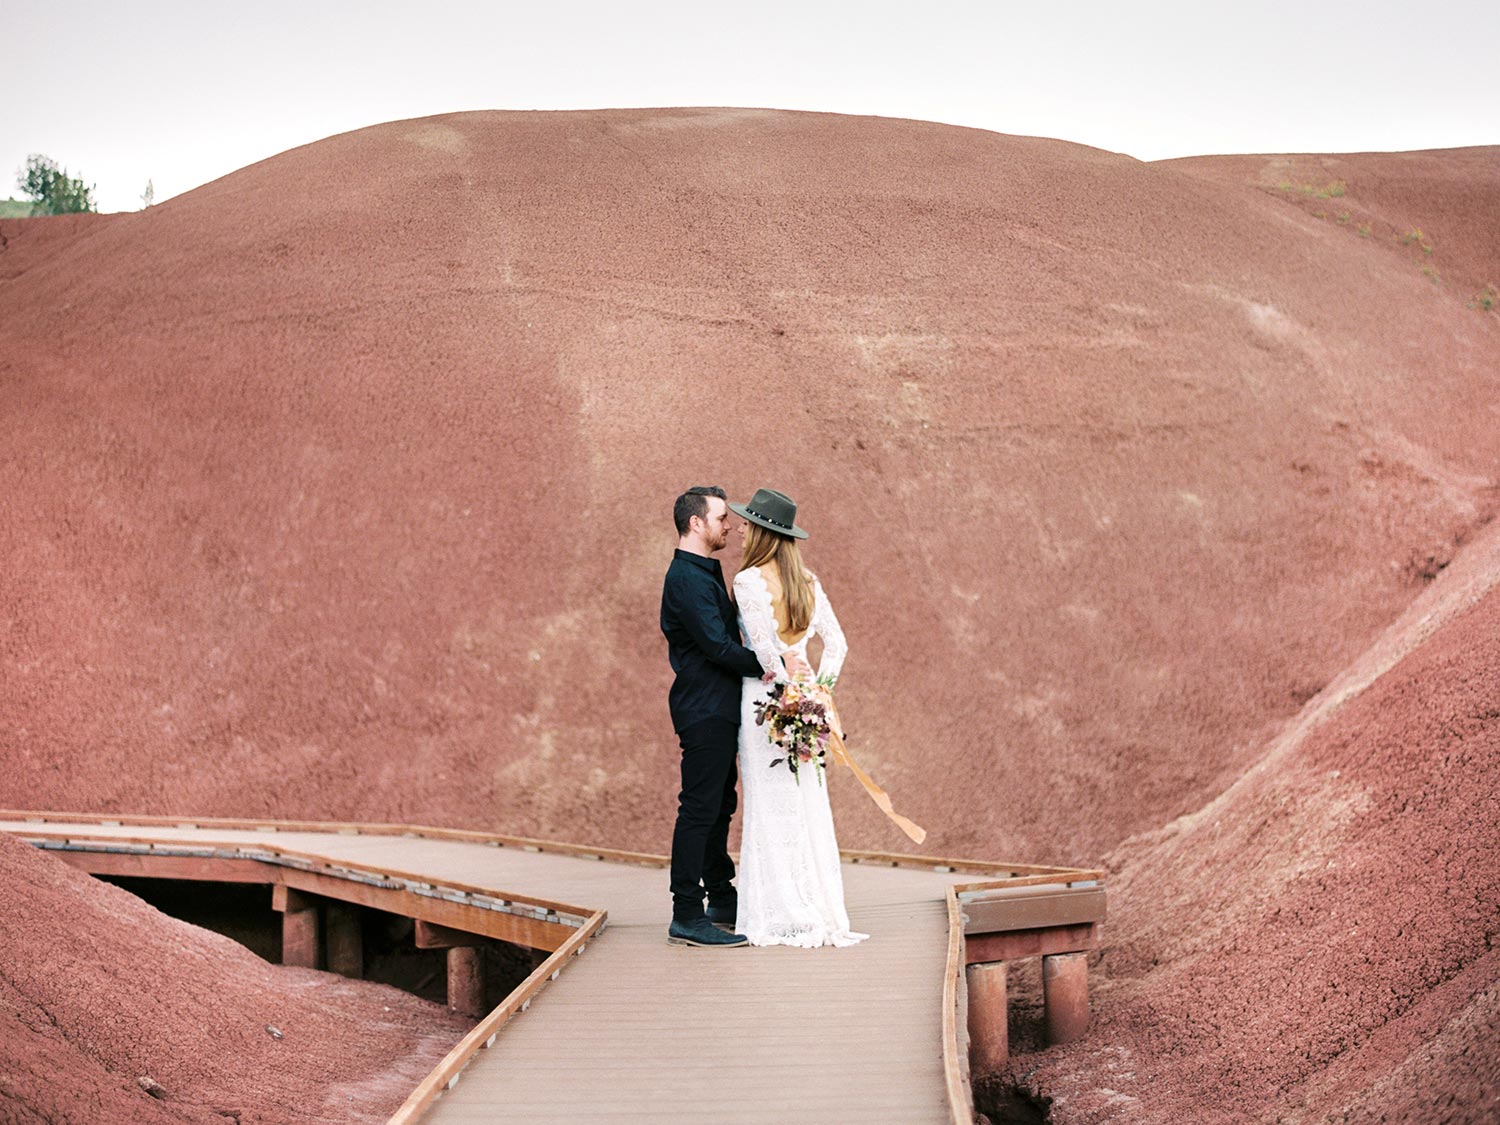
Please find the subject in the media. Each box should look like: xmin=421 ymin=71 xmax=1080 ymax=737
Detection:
xmin=728 ymin=488 xmax=869 ymax=948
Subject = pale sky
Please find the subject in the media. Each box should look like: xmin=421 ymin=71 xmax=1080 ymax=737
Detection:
xmin=6 ymin=0 xmax=1496 ymax=214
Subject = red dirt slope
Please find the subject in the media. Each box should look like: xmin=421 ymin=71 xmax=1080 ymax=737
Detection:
xmin=2 ymin=111 xmax=1497 ymax=867
xmin=0 ymin=832 xmax=469 ymax=1124
xmin=3 ymin=112 xmax=1500 ymax=1124
xmin=997 ymin=518 xmax=1500 ymax=1123
xmin=1163 ymin=147 xmax=1500 ymax=305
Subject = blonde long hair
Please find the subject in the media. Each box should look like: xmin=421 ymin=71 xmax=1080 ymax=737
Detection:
xmin=738 ymin=522 xmax=815 ymax=636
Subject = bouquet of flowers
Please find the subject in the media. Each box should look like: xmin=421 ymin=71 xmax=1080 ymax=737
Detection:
xmin=752 ymin=674 xmax=839 ymax=785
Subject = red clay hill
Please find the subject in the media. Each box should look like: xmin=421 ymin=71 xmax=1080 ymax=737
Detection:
xmin=2 ymin=111 xmax=1498 ymax=1120
xmin=993 ymin=513 xmax=1500 ymax=1123
xmin=0 ymin=832 xmax=469 ymax=1123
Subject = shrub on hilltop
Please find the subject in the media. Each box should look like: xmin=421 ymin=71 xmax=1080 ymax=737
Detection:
xmin=15 ymin=153 xmax=96 ymax=216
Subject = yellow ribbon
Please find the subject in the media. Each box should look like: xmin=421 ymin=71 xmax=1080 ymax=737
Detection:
xmin=815 ymin=687 xmax=927 ymax=846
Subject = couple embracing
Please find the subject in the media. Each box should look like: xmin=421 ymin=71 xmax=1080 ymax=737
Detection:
xmin=660 ymin=485 xmax=868 ymax=950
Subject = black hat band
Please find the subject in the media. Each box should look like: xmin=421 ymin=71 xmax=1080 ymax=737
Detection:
xmin=746 ymin=507 xmax=793 ymax=531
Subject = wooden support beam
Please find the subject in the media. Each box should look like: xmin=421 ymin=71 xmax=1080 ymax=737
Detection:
xmin=282 ymin=903 xmax=321 ymax=969
xmin=447 ymin=946 xmax=485 ymax=1019
xmin=414 ymin=919 xmax=484 ymax=949
xmin=1043 ymin=952 xmax=1090 ymax=1045
xmin=50 ymin=851 xmax=272 ymax=883
xmin=34 ymin=842 xmax=575 ymax=952
xmin=326 ymin=903 xmax=363 ymax=978
xmin=962 ymin=886 xmax=1106 ymax=935
xmin=965 ymin=922 xmax=1099 ymax=965
xmin=279 ymin=867 xmax=572 ymax=952
xmin=272 ymin=884 xmax=315 ymax=914
xmin=966 ymin=961 xmax=1008 ymax=1075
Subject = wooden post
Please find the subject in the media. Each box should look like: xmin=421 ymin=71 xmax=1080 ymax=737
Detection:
xmin=273 ymin=886 xmax=321 ymax=970
xmin=326 ymin=903 xmax=363 ymax=978
xmin=447 ymin=946 xmax=486 ymax=1018
xmin=1043 ymin=951 xmax=1090 ymax=1045
xmin=414 ymin=919 xmax=482 ymax=950
xmin=414 ymin=919 xmax=486 ymax=1017
xmin=965 ymin=960 xmax=1008 ymax=1074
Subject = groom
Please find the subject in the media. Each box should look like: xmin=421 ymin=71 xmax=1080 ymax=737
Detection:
xmin=660 ymin=486 xmax=767 ymax=948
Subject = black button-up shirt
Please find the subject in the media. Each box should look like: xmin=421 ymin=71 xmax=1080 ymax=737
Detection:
xmin=661 ymin=549 xmax=765 ymax=731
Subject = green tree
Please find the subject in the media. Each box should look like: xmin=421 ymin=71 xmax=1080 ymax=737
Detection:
xmin=16 ymin=154 xmax=97 ymax=215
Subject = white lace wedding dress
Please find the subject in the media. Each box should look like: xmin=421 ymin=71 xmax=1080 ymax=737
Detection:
xmin=732 ymin=566 xmax=869 ymax=948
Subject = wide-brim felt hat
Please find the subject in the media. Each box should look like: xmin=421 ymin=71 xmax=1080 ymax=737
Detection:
xmin=730 ymin=488 xmax=808 ymax=539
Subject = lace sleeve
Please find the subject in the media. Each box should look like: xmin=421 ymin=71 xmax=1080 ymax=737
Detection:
xmin=812 ymin=577 xmax=847 ymax=684
xmin=732 ymin=568 xmax=787 ymax=683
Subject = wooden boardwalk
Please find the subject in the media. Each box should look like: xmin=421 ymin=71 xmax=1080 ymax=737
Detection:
xmin=1 ymin=812 xmax=1105 ymax=1123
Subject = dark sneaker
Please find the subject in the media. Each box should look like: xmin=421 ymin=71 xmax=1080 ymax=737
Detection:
xmin=668 ymin=917 xmax=749 ymax=947
xmin=706 ymin=902 xmax=737 ymax=929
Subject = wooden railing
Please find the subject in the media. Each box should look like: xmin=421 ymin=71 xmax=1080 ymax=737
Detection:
xmin=3 ymin=808 xmax=1061 ymax=877
xmin=943 ymin=884 xmax=975 ymax=1124
xmin=388 ymin=907 xmax=607 ymax=1123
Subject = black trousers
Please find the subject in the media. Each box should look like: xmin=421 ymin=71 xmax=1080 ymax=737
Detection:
xmin=669 ymin=715 xmax=740 ymax=922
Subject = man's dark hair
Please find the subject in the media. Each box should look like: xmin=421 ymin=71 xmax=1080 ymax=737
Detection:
xmin=674 ymin=486 xmax=727 ymax=536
